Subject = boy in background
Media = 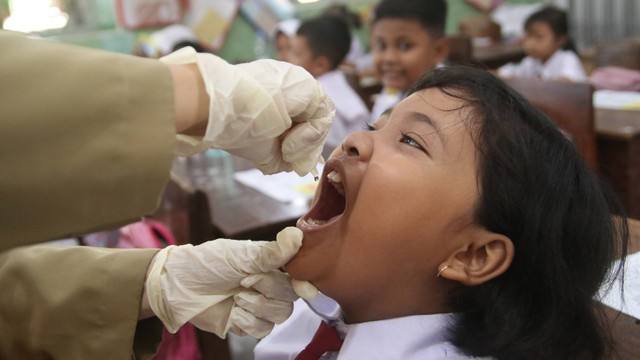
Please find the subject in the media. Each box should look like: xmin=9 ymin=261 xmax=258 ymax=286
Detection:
xmin=369 ymin=0 xmax=450 ymax=121
xmin=289 ymin=15 xmax=371 ymax=158
xmin=274 ymin=18 xmax=300 ymax=62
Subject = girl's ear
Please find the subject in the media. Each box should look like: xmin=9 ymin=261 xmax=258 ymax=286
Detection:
xmin=439 ymin=231 xmax=514 ymax=286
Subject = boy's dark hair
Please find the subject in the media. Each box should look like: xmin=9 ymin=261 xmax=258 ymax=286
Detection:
xmin=373 ymin=0 xmax=447 ymax=39
xmin=408 ymin=66 xmax=628 ymax=360
xmin=323 ymin=4 xmax=362 ymax=30
xmin=172 ymin=40 xmax=208 ymax=54
xmin=296 ymin=15 xmax=351 ymax=70
xmin=525 ymin=6 xmax=577 ymax=52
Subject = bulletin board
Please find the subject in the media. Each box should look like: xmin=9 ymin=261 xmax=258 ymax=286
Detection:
xmin=115 ymin=0 xmax=184 ymax=30
xmin=186 ymin=0 xmax=239 ymax=50
xmin=465 ymin=0 xmax=505 ymax=13
xmin=240 ymin=0 xmax=295 ymax=38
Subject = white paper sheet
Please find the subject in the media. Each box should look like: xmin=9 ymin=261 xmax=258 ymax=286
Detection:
xmin=597 ymin=251 xmax=640 ymax=319
xmin=593 ymin=90 xmax=640 ymax=110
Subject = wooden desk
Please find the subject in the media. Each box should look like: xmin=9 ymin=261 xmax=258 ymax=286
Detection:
xmin=206 ymin=180 xmax=308 ymax=240
xmin=596 ymin=109 xmax=640 ymax=219
xmin=185 ymin=156 xmax=310 ymax=240
xmin=472 ymin=42 xmax=525 ymax=69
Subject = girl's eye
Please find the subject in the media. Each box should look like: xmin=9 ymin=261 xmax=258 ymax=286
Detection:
xmin=365 ymin=123 xmax=376 ymax=131
xmin=374 ymin=41 xmax=386 ymax=52
xmin=400 ymin=134 xmax=426 ymax=153
xmin=398 ymin=42 xmax=413 ymax=51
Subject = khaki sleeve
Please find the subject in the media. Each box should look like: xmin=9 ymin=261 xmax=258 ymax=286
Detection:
xmin=0 ymin=30 xmax=176 ymax=251
xmin=0 ymin=245 xmax=163 ymax=359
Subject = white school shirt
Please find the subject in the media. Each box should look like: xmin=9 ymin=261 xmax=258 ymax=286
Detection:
xmin=370 ymin=88 xmax=404 ymax=123
xmin=254 ymin=299 xmax=492 ymax=359
xmin=317 ymin=69 xmax=371 ymax=156
xmin=370 ymin=64 xmax=447 ymax=122
xmin=498 ymin=49 xmax=587 ymax=82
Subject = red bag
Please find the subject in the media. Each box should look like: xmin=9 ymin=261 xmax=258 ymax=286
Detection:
xmin=118 ymin=218 xmax=202 ymax=360
xmin=590 ymin=66 xmax=640 ymax=92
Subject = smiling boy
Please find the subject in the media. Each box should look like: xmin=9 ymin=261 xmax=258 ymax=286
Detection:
xmin=369 ymin=0 xmax=450 ymax=121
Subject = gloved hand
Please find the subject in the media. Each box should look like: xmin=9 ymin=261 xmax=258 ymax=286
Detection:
xmin=145 ymin=227 xmax=303 ymax=338
xmin=160 ymin=47 xmax=335 ymax=176
xmin=292 ymin=279 xmax=320 ymax=300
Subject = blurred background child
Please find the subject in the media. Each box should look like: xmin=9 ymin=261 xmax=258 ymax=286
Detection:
xmin=498 ymin=6 xmax=587 ymax=82
xmin=273 ymin=18 xmax=300 ymax=62
xmin=290 ymin=15 xmax=370 ymax=158
xmin=369 ymin=0 xmax=449 ymax=121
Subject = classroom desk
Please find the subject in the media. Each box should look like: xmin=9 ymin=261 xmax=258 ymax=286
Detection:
xmin=206 ymin=180 xmax=307 ymax=240
xmin=187 ymin=157 xmax=309 ymax=240
xmin=472 ymin=42 xmax=525 ymax=69
xmin=596 ymin=108 xmax=640 ymax=219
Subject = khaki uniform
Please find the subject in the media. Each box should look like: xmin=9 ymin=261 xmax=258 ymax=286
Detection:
xmin=0 ymin=30 xmax=176 ymax=359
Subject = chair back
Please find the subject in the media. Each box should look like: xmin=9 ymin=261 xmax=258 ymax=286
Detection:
xmin=502 ymin=77 xmax=597 ymax=167
xmin=458 ymin=14 xmax=502 ymax=43
xmin=151 ymin=173 xmax=216 ymax=245
xmin=446 ymin=35 xmax=474 ymax=66
xmin=594 ymin=38 xmax=640 ymax=71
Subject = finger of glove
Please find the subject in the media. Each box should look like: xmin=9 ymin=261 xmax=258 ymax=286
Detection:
xmin=226 ymin=227 xmax=303 ymax=274
xmin=226 ymin=139 xmax=292 ymax=175
xmin=234 ymin=290 xmax=295 ymax=324
xmin=228 ymin=323 xmax=249 ymax=337
xmin=292 ymin=279 xmax=320 ymax=300
xmin=188 ymin=296 xmax=236 ymax=338
xmin=241 ymin=271 xmax=299 ymax=301
xmin=282 ymin=116 xmax=332 ymax=176
xmin=228 ymin=305 xmax=275 ymax=339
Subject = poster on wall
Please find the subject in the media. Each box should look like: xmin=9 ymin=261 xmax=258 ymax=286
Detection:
xmin=465 ymin=0 xmax=504 ymax=13
xmin=186 ymin=0 xmax=239 ymax=50
xmin=240 ymin=0 xmax=295 ymax=38
xmin=115 ymin=0 xmax=184 ymax=30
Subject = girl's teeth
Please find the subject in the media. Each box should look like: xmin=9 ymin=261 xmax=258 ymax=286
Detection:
xmin=327 ymin=170 xmax=342 ymax=182
xmin=307 ymin=218 xmax=326 ymax=225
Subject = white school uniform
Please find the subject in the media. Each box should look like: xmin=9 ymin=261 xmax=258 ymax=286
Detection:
xmin=498 ymin=49 xmax=587 ymax=82
xmin=254 ymin=299 xmax=492 ymax=359
xmin=317 ymin=69 xmax=371 ymax=157
xmin=370 ymin=87 xmax=405 ymax=123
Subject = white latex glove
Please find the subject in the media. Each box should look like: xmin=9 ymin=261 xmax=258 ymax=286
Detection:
xmin=292 ymin=279 xmax=320 ymax=300
xmin=145 ymin=227 xmax=303 ymax=338
xmin=160 ymin=47 xmax=335 ymax=176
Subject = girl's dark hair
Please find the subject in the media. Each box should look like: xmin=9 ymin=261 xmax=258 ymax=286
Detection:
xmin=373 ymin=0 xmax=447 ymax=39
xmin=408 ymin=65 xmax=628 ymax=360
xmin=525 ymin=6 xmax=577 ymax=52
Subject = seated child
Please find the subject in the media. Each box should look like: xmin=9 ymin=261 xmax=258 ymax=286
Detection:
xmin=274 ymin=19 xmax=300 ymax=62
xmin=498 ymin=6 xmax=587 ymax=82
xmin=290 ymin=15 xmax=370 ymax=158
xmin=369 ymin=0 xmax=450 ymax=121
xmin=255 ymin=65 xmax=629 ymax=359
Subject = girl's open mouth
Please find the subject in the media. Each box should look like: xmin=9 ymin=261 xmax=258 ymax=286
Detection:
xmin=297 ymin=160 xmax=347 ymax=230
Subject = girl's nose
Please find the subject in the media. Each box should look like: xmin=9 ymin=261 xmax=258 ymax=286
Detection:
xmin=341 ymin=130 xmax=373 ymax=161
xmin=381 ymin=48 xmax=398 ymax=62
